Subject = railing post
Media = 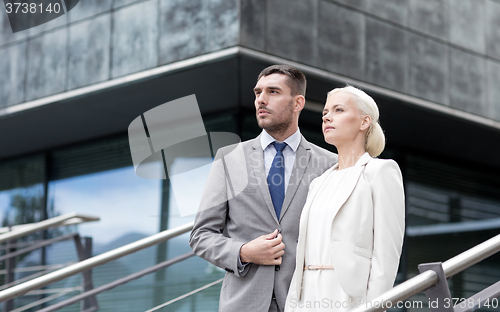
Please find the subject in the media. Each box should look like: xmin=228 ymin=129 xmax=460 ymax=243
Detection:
xmin=3 ymin=239 xmax=17 ymax=312
xmin=418 ymin=262 xmax=454 ymax=312
xmin=73 ymin=235 xmax=98 ymax=311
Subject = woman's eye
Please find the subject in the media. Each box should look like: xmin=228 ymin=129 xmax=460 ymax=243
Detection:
xmin=335 ymin=108 xmax=343 ymax=112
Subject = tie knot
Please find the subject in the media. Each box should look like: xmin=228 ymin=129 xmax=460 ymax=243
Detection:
xmin=272 ymin=142 xmax=287 ymax=152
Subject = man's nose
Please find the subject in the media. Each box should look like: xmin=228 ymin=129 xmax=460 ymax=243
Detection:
xmin=257 ymin=92 xmax=267 ymax=105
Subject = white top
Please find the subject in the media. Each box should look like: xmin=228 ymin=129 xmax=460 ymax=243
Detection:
xmin=260 ymin=128 xmax=301 ymax=192
xmin=287 ymin=166 xmax=355 ymax=312
xmin=304 ymin=167 xmax=352 ymax=267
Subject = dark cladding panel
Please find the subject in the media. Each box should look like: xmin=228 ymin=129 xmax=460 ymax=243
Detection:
xmin=68 ymin=13 xmax=111 ymax=89
xmin=318 ymin=1 xmax=365 ymax=80
xmin=0 ymin=42 xmax=27 ymax=107
xmin=449 ymin=48 xmax=486 ymax=115
xmin=408 ymin=0 xmax=449 ymax=40
xmin=266 ymin=0 xmax=317 ymax=65
xmin=240 ymin=0 xmax=266 ymax=50
xmin=26 ymin=27 xmax=67 ymax=101
xmin=66 ymin=0 xmax=111 ymax=23
xmin=486 ymin=59 xmax=500 ymax=122
xmin=159 ymin=0 xmax=208 ymax=65
xmin=365 ymin=17 xmax=408 ymax=92
xmin=365 ymin=0 xmax=409 ymax=26
xmin=209 ymin=0 xmax=239 ymax=50
xmin=449 ymin=0 xmax=486 ymax=54
xmin=408 ymin=33 xmax=448 ymax=105
xmin=111 ymin=0 xmax=158 ymax=78
xmin=486 ymin=0 xmax=500 ymax=60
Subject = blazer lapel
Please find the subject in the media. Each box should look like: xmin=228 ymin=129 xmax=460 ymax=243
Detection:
xmin=279 ymin=136 xmax=311 ymax=221
xmin=326 ymin=152 xmax=372 ymax=224
xmin=249 ymin=137 xmax=280 ymax=224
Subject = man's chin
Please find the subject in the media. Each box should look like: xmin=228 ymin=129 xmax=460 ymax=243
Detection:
xmin=256 ymin=118 xmax=270 ymax=129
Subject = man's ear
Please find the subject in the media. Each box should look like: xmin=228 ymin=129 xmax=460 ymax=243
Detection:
xmin=360 ymin=115 xmax=371 ymax=131
xmin=294 ymin=95 xmax=305 ymax=113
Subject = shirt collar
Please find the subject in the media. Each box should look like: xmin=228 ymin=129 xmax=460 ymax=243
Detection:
xmin=260 ymin=128 xmax=301 ymax=152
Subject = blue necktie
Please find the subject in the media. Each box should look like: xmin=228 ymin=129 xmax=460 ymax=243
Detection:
xmin=267 ymin=142 xmax=287 ymax=219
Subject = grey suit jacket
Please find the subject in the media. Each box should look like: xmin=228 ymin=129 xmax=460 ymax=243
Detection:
xmin=189 ymin=134 xmax=337 ymax=312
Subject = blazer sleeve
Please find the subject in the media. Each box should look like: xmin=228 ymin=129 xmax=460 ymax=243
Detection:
xmin=366 ymin=159 xmax=405 ymax=301
xmin=189 ymin=148 xmax=248 ymax=277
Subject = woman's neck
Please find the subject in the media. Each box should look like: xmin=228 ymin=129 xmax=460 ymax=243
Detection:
xmin=336 ymin=144 xmax=366 ymax=170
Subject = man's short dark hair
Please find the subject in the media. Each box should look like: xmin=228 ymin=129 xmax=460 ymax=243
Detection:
xmin=257 ymin=65 xmax=307 ymax=96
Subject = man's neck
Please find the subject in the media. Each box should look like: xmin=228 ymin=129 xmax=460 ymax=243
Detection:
xmin=265 ymin=127 xmax=298 ymax=142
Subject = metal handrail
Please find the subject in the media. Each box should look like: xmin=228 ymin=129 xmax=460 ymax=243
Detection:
xmin=37 ymin=251 xmax=196 ymax=312
xmin=0 ymin=213 xmax=100 ymax=243
xmin=145 ymin=278 xmax=224 ymax=312
xmin=352 ymin=232 xmax=500 ymax=312
xmin=0 ymin=233 xmax=79 ymax=262
xmin=0 ymin=221 xmax=194 ymax=302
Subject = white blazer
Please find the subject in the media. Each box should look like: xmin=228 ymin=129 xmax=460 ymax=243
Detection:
xmin=290 ymin=152 xmax=405 ymax=301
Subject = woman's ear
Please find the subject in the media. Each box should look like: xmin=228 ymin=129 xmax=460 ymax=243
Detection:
xmin=360 ymin=115 xmax=371 ymax=131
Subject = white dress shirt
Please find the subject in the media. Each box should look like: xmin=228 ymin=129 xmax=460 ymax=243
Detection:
xmin=260 ymin=128 xmax=301 ymax=192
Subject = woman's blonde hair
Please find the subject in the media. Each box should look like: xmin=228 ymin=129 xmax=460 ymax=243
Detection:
xmin=327 ymin=85 xmax=385 ymax=157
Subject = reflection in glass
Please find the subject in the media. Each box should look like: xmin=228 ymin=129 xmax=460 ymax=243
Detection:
xmin=47 ymin=163 xmax=163 ymax=311
xmin=0 ymin=155 xmax=46 ymax=310
xmin=157 ymin=157 xmax=224 ymax=312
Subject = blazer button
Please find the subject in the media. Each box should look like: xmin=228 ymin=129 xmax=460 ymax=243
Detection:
xmin=275 ymin=265 xmax=280 ymax=271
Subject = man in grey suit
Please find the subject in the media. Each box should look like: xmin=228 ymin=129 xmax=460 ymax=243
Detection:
xmin=189 ymin=65 xmax=337 ymax=312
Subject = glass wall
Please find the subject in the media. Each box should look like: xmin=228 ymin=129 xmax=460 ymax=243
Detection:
xmin=0 ymin=112 xmax=237 ymax=311
xmin=47 ymin=137 xmax=163 ymax=311
xmin=405 ymin=154 xmax=500 ymax=312
xmin=0 ymin=155 xmax=47 ymax=310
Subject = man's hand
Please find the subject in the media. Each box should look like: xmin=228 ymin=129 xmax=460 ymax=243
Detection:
xmin=240 ymin=229 xmax=285 ymax=265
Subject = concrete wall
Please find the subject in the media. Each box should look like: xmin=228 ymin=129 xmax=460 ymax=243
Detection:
xmin=1 ymin=0 xmax=499 ymax=122
xmin=240 ymin=0 xmax=500 ymax=121
xmin=0 ymin=0 xmax=238 ymax=106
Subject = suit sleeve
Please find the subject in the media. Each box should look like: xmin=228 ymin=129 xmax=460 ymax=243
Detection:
xmin=366 ymin=160 xmax=405 ymax=301
xmin=189 ymin=148 xmax=249 ymax=277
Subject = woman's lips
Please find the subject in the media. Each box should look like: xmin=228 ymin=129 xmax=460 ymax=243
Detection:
xmin=324 ymin=126 xmax=335 ymax=132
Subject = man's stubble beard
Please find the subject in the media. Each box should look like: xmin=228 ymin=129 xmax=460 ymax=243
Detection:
xmin=256 ymin=100 xmax=295 ymax=136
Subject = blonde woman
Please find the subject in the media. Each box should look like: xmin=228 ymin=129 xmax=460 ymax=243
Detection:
xmin=285 ymin=86 xmax=405 ymax=311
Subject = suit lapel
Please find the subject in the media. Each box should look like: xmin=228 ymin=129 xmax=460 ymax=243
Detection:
xmin=326 ymin=152 xmax=372 ymax=224
xmin=249 ymin=137 xmax=279 ymax=224
xmin=279 ymin=136 xmax=311 ymax=221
